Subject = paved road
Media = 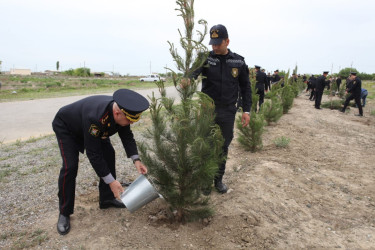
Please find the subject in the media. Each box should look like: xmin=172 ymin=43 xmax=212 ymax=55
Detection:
xmin=0 ymin=86 xmax=180 ymax=143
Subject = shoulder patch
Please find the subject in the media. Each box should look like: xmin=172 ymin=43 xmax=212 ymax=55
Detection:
xmin=89 ymin=124 xmax=101 ymax=137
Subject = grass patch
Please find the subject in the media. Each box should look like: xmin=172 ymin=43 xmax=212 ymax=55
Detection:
xmin=0 ymin=75 xmax=173 ymax=102
xmin=274 ymin=136 xmax=291 ymax=148
xmin=11 ymin=229 xmax=49 ymax=249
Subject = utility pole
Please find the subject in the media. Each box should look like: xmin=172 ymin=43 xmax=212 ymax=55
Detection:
xmin=150 ymin=61 xmax=151 ymax=74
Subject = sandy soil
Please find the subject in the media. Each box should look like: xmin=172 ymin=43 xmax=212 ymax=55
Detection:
xmin=1 ymin=93 xmax=374 ymax=249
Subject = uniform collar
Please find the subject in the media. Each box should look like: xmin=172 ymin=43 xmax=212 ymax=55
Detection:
xmin=210 ymin=49 xmax=234 ymax=58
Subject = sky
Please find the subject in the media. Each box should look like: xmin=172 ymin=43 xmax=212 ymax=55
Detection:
xmin=1 ymin=0 xmax=374 ymax=76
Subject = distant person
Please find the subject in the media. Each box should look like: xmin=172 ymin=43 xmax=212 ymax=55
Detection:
xmin=265 ymin=72 xmax=271 ymax=92
xmin=254 ymin=65 xmax=267 ymax=109
xmin=314 ymin=71 xmax=329 ymax=109
xmin=52 ymin=89 xmax=149 ymax=235
xmin=193 ymin=24 xmax=252 ymax=194
xmin=271 ymin=70 xmax=281 ymax=86
xmin=336 ymin=76 xmax=342 ymax=91
xmin=340 ymin=72 xmax=363 ymax=116
xmin=361 ymin=88 xmax=368 ymax=107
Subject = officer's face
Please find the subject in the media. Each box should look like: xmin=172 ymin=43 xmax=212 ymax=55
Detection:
xmin=212 ymin=39 xmax=229 ymax=55
xmin=114 ymin=110 xmax=133 ymax=126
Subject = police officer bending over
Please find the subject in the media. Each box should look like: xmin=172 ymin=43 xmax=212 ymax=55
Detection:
xmin=193 ymin=24 xmax=252 ymax=194
xmin=340 ymin=72 xmax=363 ymax=116
xmin=52 ymin=89 xmax=149 ymax=235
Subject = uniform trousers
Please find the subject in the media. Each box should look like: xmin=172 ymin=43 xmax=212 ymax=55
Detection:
xmin=53 ymin=118 xmax=116 ymax=216
xmin=214 ymin=105 xmax=236 ymax=179
xmin=256 ymin=84 xmax=265 ymax=109
xmin=343 ymin=93 xmax=363 ymax=115
xmin=315 ymin=89 xmax=324 ymax=108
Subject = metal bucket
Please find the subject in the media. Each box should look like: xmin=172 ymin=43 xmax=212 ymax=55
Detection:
xmin=120 ymin=174 xmax=161 ymax=213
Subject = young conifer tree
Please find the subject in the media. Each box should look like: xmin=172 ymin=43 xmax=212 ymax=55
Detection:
xmin=139 ymin=0 xmax=224 ymax=222
xmin=236 ymin=69 xmax=266 ymax=152
xmin=262 ymin=96 xmax=283 ymax=125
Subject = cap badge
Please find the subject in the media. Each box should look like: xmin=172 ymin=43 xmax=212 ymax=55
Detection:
xmin=232 ymin=68 xmax=239 ymax=78
xmin=211 ymin=30 xmax=219 ymax=38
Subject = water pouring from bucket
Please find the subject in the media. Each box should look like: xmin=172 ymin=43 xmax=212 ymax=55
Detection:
xmin=120 ymin=174 xmax=162 ymax=213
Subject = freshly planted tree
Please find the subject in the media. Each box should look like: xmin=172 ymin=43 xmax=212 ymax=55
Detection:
xmin=139 ymin=0 xmax=224 ymax=222
xmin=262 ymin=96 xmax=283 ymax=125
xmin=236 ymin=110 xmax=266 ymax=152
xmin=236 ymin=77 xmax=266 ymax=152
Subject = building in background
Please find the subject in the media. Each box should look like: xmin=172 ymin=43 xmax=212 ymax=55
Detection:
xmin=10 ymin=69 xmax=31 ymax=75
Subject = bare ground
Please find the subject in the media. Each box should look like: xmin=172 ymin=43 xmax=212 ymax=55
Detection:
xmin=1 ymin=94 xmax=375 ymax=249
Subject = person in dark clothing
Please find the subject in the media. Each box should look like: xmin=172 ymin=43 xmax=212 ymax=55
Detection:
xmin=336 ymin=76 xmax=342 ymax=91
xmin=314 ymin=71 xmax=329 ymax=109
xmin=309 ymin=75 xmax=317 ymax=101
xmin=193 ymin=24 xmax=252 ymax=194
xmin=266 ymin=72 xmax=271 ymax=92
xmin=255 ymin=65 xmax=267 ymax=110
xmin=340 ymin=72 xmax=363 ymax=116
xmin=52 ymin=89 xmax=149 ymax=235
xmin=272 ymin=70 xmax=281 ymax=86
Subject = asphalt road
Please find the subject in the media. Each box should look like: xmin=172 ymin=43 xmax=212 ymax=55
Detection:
xmin=0 ymin=86 xmax=180 ymax=143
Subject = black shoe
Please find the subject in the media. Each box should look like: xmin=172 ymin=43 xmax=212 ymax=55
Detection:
xmin=57 ymin=214 xmax=70 ymax=235
xmin=355 ymin=114 xmax=363 ymax=117
xmin=99 ymin=199 xmax=126 ymax=209
xmin=339 ymin=109 xmax=345 ymax=113
xmin=214 ymin=180 xmax=228 ymax=194
xmin=315 ymin=107 xmax=322 ymax=110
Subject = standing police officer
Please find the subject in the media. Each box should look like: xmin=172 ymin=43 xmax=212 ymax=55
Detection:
xmin=271 ymin=70 xmax=281 ymax=86
xmin=193 ymin=24 xmax=252 ymax=194
xmin=255 ymin=65 xmax=267 ymax=109
xmin=314 ymin=71 xmax=329 ymax=109
xmin=52 ymin=89 xmax=149 ymax=235
xmin=336 ymin=76 xmax=342 ymax=91
xmin=340 ymin=72 xmax=363 ymax=116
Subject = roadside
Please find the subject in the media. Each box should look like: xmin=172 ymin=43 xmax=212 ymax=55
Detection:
xmin=0 ymin=86 xmax=180 ymax=143
xmin=1 ymin=93 xmax=374 ymax=249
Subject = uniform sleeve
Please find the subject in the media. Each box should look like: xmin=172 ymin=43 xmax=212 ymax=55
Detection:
xmin=118 ymin=125 xmax=139 ymax=158
xmin=83 ymin=120 xmax=111 ymax=178
xmin=238 ymin=64 xmax=252 ymax=112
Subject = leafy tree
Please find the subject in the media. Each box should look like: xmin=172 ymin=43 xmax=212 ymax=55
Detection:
xmin=139 ymin=0 xmax=224 ymax=222
xmin=56 ymin=61 xmax=60 ymax=71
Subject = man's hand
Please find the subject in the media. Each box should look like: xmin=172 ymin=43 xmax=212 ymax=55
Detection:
xmin=135 ymin=161 xmax=148 ymax=174
xmin=109 ymin=180 xmax=124 ymax=199
xmin=241 ymin=112 xmax=250 ymax=127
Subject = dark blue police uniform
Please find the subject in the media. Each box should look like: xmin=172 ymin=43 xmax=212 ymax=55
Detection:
xmin=193 ymin=49 xmax=252 ymax=188
xmin=341 ymin=74 xmax=363 ymax=116
xmin=52 ymin=90 xmax=148 ymax=217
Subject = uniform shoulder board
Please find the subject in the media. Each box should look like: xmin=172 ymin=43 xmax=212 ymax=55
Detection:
xmin=353 ymin=81 xmax=356 ymax=84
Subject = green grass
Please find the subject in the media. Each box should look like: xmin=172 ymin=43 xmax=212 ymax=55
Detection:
xmin=274 ymin=136 xmax=290 ymax=148
xmin=0 ymin=75 xmax=173 ymax=102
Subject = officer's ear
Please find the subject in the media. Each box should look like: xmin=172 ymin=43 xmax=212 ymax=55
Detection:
xmin=225 ymin=38 xmax=230 ymax=46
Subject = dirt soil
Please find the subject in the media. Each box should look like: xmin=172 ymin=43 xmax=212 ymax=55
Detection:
xmin=1 ymin=94 xmax=375 ymax=249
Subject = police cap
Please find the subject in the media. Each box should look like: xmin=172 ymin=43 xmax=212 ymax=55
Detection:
xmin=113 ymin=89 xmax=149 ymax=122
xmin=255 ymin=65 xmax=261 ymax=69
xmin=274 ymin=69 xmax=279 ymax=72
xmin=350 ymin=72 xmax=357 ymax=76
xmin=323 ymin=71 xmax=329 ymax=74
xmin=209 ymin=24 xmax=228 ymax=45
